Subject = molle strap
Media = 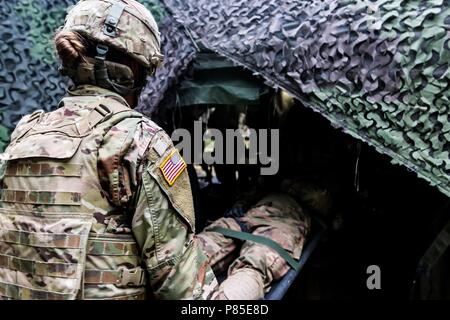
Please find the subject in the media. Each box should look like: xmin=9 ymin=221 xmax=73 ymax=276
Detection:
xmin=84 ymin=270 xmax=122 ymax=284
xmin=0 ymin=282 xmax=73 ymax=300
xmin=76 ymin=102 xmax=131 ymax=135
xmin=84 ymin=267 xmax=145 ymax=287
xmin=77 ymin=103 xmax=112 ymax=135
xmin=110 ymin=293 xmax=145 ymax=300
xmin=86 ymin=238 xmax=139 ymax=256
xmin=0 ymin=255 xmax=79 ymax=278
xmin=0 ymin=189 xmax=81 ymax=206
xmin=83 ymin=292 xmax=146 ymax=300
xmin=5 ymin=162 xmax=83 ymax=177
xmin=0 ymin=229 xmax=82 ymax=248
xmin=0 ymin=208 xmax=92 ymax=300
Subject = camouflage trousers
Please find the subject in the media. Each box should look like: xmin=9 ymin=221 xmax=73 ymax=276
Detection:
xmin=196 ymin=193 xmax=310 ymax=300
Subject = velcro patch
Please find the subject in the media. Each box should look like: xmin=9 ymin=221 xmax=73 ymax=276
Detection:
xmin=153 ymin=139 xmax=168 ymax=157
xmin=159 ymin=149 xmax=187 ymax=186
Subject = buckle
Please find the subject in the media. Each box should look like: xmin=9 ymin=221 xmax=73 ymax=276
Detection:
xmin=95 ymin=44 xmax=109 ymax=61
xmin=95 ymin=103 xmax=112 ymax=117
xmin=28 ymin=110 xmax=43 ymax=123
xmin=81 ymin=104 xmax=113 ymax=132
xmin=117 ymin=267 xmax=145 ymax=287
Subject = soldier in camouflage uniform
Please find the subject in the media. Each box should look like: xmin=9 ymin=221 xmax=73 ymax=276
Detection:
xmin=197 ymin=193 xmax=311 ymax=300
xmin=0 ymin=0 xmax=218 ymax=300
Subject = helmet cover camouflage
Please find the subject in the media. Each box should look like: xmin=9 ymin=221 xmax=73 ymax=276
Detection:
xmin=62 ymin=0 xmax=163 ymax=70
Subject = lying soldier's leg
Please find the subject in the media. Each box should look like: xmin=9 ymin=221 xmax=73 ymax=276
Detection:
xmin=213 ymin=193 xmax=310 ymax=300
xmin=196 ymin=217 xmax=241 ymax=274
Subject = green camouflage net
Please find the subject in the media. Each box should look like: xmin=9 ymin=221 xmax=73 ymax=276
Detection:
xmin=161 ymin=0 xmax=450 ymax=198
xmin=3 ymin=0 xmax=450 ymax=199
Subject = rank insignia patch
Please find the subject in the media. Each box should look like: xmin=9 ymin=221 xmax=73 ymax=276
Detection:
xmin=159 ymin=149 xmax=187 ymax=186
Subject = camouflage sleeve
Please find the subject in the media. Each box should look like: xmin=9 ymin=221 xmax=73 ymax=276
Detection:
xmin=132 ymin=130 xmax=218 ymax=300
xmin=97 ymin=117 xmax=155 ymax=207
xmin=98 ymin=120 xmax=218 ymax=299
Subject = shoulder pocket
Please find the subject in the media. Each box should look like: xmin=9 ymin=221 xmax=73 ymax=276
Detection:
xmin=6 ymin=133 xmax=81 ymax=160
xmin=146 ymin=143 xmax=195 ymax=232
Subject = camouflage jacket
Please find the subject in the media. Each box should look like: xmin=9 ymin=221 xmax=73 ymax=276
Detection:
xmin=0 ymin=85 xmax=217 ymax=300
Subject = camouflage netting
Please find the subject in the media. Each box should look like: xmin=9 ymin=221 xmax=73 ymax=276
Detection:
xmin=159 ymin=0 xmax=450 ymax=198
xmin=136 ymin=16 xmax=196 ymax=115
xmin=0 ymin=0 xmax=167 ymax=150
xmin=2 ymin=0 xmax=450 ymax=198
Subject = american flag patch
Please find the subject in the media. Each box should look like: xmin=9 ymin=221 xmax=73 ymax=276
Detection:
xmin=159 ymin=149 xmax=187 ymax=186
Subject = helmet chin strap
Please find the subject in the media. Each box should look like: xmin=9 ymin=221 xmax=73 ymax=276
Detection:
xmin=94 ymin=44 xmax=142 ymax=96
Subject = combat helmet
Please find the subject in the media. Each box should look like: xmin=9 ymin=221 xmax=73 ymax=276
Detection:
xmin=59 ymin=0 xmax=164 ymax=95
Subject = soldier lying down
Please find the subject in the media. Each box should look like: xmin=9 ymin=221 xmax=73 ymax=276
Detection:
xmin=196 ymin=193 xmax=311 ymax=300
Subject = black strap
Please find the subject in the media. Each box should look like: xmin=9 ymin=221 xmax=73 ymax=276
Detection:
xmin=76 ymin=101 xmax=135 ymax=135
xmin=208 ymin=226 xmax=301 ymax=271
xmin=94 ymin=45 xmax=142 ymax=96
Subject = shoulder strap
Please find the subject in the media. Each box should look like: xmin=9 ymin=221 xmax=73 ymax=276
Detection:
xmin=208 ymin=226 xmax=301 ymax=271
xmin=76 ymin=100 xmax=138 ymax=135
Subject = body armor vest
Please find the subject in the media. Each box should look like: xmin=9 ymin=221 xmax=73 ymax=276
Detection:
xmin=0 ymin=92 xmax=159 ymax=300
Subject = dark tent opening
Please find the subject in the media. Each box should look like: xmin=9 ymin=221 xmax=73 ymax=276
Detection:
xmin=152 ymin=52 xmax=450 ymax=299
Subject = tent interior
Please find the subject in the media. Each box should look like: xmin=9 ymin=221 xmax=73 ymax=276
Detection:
xmin=151 ymin=51 xmax=450 ymax=299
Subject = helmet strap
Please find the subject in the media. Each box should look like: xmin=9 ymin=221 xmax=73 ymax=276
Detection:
xmin=93 ymin=44 xmax=142 ymax=96
xmin=94 ymin=44 xmax=111 ymax=88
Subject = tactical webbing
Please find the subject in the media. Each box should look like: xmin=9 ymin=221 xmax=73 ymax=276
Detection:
xmin=84 ymin=267 xmax=145 ymax=286
xmin=0 ymin=229 xmax=82 ymax=248
xmin=84 ymin=269 xmax=122 ymax=284
xmin=0 ymin=254 xmax=78 ymax=278
xmin=0 ymin=282 xmax=73 ymax=300
xmin=87 ymin=239 xmax=139 ymax=256
xmin=109 ymin=292 xmax=146 ymax=300
xmin=208 ymin=226 xmax=301 ymax=272
xmin=83 ymin=292 xmax=146 ymax=300
xmin=0 ymin=189 xmax=81 ymax=205
xmin=77 ymin=104 xmax=107 ymax=135
xmin=5 ymin=162 xmax=83 ymax=177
